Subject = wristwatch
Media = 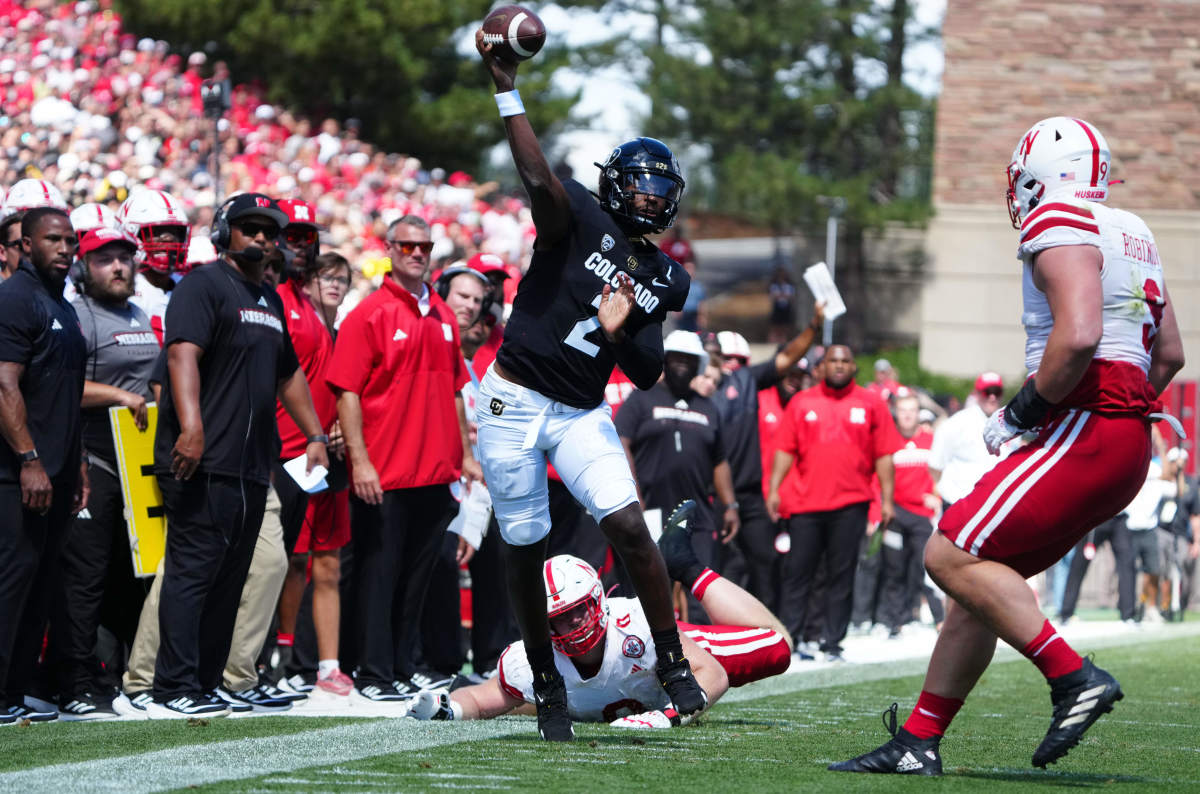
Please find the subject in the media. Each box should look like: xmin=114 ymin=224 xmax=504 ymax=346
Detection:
xmin=725 ymin=501 xmax=740 ymax=512
xmin=18 ymin=449 xmax=39 ymax=464
xmin=308 ymin=434 xmax=330 ymax=445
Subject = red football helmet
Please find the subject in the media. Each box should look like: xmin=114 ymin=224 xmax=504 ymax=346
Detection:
xmin=544 ymin=555 xmax=609 ymax=657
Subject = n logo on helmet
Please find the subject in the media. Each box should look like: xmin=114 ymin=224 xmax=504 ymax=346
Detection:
xmin=1019 ymin=130 xmax=1039 ymax=163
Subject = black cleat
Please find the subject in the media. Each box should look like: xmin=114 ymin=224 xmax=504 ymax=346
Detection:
xmin=1032 ymin=657 xmax=1123 ymax=768
xmin=657 ymin=652 xmax=708 ymax=718
xmin=658 ymin=500 xmax=701 ymax=584
xmin=533 ymin=670 xmax=574 ymax=742
xmin=829 ymin=703 xmax=943 ymax=776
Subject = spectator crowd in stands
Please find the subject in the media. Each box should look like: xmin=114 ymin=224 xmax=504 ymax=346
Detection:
xmin=0 ymin=0 xmax=1195 ymax=724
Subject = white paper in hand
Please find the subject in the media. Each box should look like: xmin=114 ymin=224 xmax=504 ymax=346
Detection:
xmin=803 ymin=262 xmax=846 ymax=321
xmin=283 ymin=454 xmax=328 ymax=494
xmin=644 ymin=508 xmax=663 ymax=543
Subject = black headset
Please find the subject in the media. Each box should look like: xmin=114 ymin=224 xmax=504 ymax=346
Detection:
xmin=209 ymin=195 xmax=239 ymax=252
xmin=434 ymin=267 xmax=494 ymax=326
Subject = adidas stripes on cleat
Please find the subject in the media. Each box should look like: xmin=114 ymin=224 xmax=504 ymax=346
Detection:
xmin=1032 ymin=657 xmax=1123 ymax=768
xmin=829 ymin=703 xmax=943 ymax=776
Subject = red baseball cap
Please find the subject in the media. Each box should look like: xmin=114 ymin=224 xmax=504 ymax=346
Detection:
xmin=78 ymin=227 xmax=138 ymax=257
xmin=275 ymin=197 xmax=320 ymax=229
xmin=467 ymin=252 xmax=510 ymax=279
xmin=974 ymin=371 xmax=1004 ymax=392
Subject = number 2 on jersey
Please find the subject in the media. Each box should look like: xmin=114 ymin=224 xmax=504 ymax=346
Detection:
xmin=564 ymin=294 xmax=604 ymax=358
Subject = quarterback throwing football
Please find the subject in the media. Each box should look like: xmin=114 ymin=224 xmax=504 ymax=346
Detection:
xmin=473 ymin=28 xmax=705 ymax=741
xmin=409 ymin=502 xmax=792 ymax=726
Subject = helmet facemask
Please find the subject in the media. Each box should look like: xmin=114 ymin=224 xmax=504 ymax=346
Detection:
xmin=548 ymin=595 xmax=608 ymax=657
xmin=596 ymin=138 xmax=685 ymax=235
xmin=137 ymin=223 xmax=191 ymax=275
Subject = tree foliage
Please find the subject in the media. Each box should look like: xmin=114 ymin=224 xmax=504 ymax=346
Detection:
xmin=113 ymin=0 xmax=577 ymax=172
xmin=562 ymin=0 xmax=936 ymax=348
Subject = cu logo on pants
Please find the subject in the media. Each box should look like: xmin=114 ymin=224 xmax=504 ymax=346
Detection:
xmin=490 ymin=398 xmax=504 ymax=416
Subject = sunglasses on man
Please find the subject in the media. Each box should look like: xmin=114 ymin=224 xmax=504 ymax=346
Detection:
xmin=235 ymin=221 xmax=280 ymax=239
xmin=388 ymin=239 xmax=434 ymax=256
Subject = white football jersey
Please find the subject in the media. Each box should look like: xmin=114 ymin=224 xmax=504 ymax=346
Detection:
xmin=1017 ymin=199 xmax=1166 ymax=376
xmin=497 ymin=597 xmax=668 ymax=722
xmin=131 ymin=272 xmax=171 ymax=334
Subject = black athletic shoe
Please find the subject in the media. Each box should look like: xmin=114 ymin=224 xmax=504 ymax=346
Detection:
xmin=7 ymin=702 xmax=58 ymax=722
xmin=58 ymin=692 xmax=119 ymax=721
xmin=532 ymin=670 xmax=574 ymax=742
xmin=1032 ymin=658 xmax=1123 ymax=768
xmin=658 ymin=500 xmax=702 ymax=584
xmin=357 ymin=682 xmax=411 ymax=702
xmin=657 ymin=652 xmax=708 ymax=718
xmin=829 ymin=702 xmax=943 ymax=775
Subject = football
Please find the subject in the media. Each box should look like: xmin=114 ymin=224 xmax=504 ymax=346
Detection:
xmin=481 ymin=5 xmax=546 ymax=62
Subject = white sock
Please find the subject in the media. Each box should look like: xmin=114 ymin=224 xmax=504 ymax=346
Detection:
xmin=318 ymin=659 xmax=339 ymax=678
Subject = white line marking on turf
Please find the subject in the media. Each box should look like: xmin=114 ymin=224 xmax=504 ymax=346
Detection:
xmin=722 ymin=620 xmax=1200 ymax=704
xmin=0 ymin=719 xmax=524 ymax=793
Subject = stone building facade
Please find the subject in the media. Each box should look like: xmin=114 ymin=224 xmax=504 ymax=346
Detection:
xmin=919 ymin=0 xmax=1200 ymax=381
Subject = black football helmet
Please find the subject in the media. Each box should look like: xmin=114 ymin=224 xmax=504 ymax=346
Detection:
xmin=595 ymin=137 xmax=685 ymax=235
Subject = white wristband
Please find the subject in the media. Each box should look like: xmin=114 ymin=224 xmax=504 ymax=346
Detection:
xmin=449 ymin=700 xmax=464 ymax=721
xmin=495 ymin=90 xmax=525 ymax=118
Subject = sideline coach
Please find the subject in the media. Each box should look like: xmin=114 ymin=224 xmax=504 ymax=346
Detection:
xmin=150 ymin=193 xmax=328 ymax=718
xmin=0 ymin=207 xmax=87 ymax=722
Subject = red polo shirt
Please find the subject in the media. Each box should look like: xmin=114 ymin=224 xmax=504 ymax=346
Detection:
xmin=326 ymin=279 xmax=468 ymax=490
xmin=776 ymin=381 xmax=901 ymax=517
xmin=757 ymin=386 xmax=787 ymax=501
xmin=892 ymin=429 xmax=935 ymax=517
xmin=276 ymin=279 xmax=337 ymax=459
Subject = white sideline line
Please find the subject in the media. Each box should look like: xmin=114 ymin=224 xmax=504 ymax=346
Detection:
xmin=0 ymin=719 xmax=525 ymax=793
xmin=3 ymin=621 xmax=1197 ymax=791
xmin=722 ymin=620 xmax=1200 ymax=704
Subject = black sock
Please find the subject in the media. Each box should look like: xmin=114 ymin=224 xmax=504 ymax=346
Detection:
xmin=680 ymin=561 xmax=706 ymax=589
xmin=652 ymin=628 xmax=684 ymax=667
xmin=527 ymin=643 xmax=558 ymax=684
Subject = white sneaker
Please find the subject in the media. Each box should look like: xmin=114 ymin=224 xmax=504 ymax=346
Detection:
xmin=113 ymin=691 xmax=153 ymax=720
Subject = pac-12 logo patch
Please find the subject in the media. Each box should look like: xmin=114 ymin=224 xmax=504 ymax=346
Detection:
xmin=601 ymin=234 xmax=615 ymax=252
xmin=622 ymin=636 xmax=645 ymax=658
xmin=489 ymin=398 xmax=504 ymax=416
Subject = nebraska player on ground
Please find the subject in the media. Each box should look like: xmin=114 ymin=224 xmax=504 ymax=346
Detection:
xmin=409 ymin=503 xmax=791 ymax=726
xmin=832 ymin=117 xmax=1184 ymax=776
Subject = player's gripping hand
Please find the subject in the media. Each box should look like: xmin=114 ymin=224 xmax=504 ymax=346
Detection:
xmin=408 ymin=689 xmax=459 ymax=721
xmin=475 ymin=28 xmax=518 ymax=92
xmin=609 ymin=707 xmax=689 ymax=729
xmin=982 ymin=408 xmax=1021 ymax=455
xmin=599 ymin=272 xmax=635 ymax=341
xmin=983 ymin=379 xmax=1052 ymax=455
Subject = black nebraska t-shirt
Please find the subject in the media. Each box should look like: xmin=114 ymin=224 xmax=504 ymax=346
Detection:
xmin=615 ymin=382 xmax=725 ymax=533
xmin=496 ymin=178 xmax=690 ymax=409
xmin=154 ymin=260 xmax=298 ymax=485
xmin=0 ymin=261 xmax=86 ymax=482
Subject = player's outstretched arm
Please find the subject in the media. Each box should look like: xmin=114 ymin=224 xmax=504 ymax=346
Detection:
xmin=476 ymin=29 xmax=570 ymax=250
xmin=452 ymin=677 xmax=525 ymax=721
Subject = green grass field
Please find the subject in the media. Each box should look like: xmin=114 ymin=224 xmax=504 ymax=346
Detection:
xmin=3 ymin=628 xmax=1198 ymax=792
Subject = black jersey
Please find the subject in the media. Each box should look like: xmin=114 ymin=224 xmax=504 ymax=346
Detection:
xmin=496 ymin=179 xmax=690 ymax=409
xmin=153 ymin=260 xmax=299 ymax=485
